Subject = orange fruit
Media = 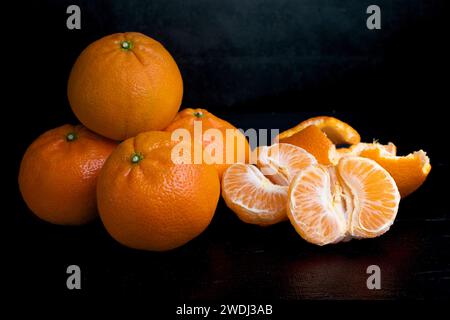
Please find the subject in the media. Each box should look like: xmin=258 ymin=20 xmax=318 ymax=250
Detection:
xmin=255 ymin=143 xmax=317 ymax=186
xmin=68 ymin=32 xmax=183 ymax=141
xmin=288 ymin=157 xmax=400 ymax=246
xmin=277 ymin=125 xmax=338 ymax=165
xmin=278 ymin=116 xmax=361 ymax=145
xmin=97 ymin=131 xmax=220 ymax=251
xmin=18 ymin=124 xmax=117 ymax=225
xmin=222 ymin=164 xmax=288 ymax=226
xmin=358 ymin=147 xmax=431 ymax=198
xmin=165 ymin=108 xmax=249 ymax=179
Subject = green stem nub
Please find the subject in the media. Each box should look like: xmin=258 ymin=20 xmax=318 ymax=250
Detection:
xmin=66 ymin=132 xmax=78 ymax=142
xmin=193 ymin=111 xmax=204 ymax=118
xmin=131 ymin=152 xmax=144 ymax=164
xmin=120 ymin=40 xmax=133 ymax=51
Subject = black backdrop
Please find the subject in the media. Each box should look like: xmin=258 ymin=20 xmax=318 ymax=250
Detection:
xmin=10 ymin=0 xmax=449 ymax=162
xmin=6 ymin=0 xmax=450 ymax=307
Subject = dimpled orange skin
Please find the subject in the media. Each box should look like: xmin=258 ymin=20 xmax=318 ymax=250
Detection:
xmin=68 ymin=32 xmax=183 ymax=141
xmin=97 ymin=131 xmax=220 ymax=251
xmin=18 ymin=125 xmax=117 ymax=225
xmin=165 ymin=108 xmax=249 ymax=179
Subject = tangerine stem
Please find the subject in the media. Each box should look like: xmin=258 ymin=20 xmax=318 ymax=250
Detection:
xmin=120 ymin=40 xmax=133 ymax=51
xmin=193 ymin=111 xmax=204 ymax=118
xmin=131 ymin=152 xmax=144 ymax=164
xmin=66 ymin=132 xmax=78 ymax=142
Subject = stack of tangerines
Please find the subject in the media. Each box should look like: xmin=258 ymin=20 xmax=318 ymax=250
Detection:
xmin=18 ymin=32 xmax=431 ymax=251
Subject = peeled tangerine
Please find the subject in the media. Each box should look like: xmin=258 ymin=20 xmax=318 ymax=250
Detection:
xmin=288 ymin=156 xmax=400 ymax=246
xmin=222 ymin=144 xmax=317 ymax=226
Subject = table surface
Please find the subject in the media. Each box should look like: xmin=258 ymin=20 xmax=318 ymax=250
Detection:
xmin=9 ymin=112 xmax=450 ymax=301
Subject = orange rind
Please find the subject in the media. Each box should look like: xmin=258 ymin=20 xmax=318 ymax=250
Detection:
xmin=276 ymin=125 xmax=339 ymax=165
xmin=358 ymin=148 xmax=431 ymax=198
xmin=278 ymin=116 xmax=361 ymax=145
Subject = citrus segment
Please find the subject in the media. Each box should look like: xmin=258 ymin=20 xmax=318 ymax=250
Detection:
xmin=288 ymin=165 xmax=348 ymax=246
xmin=222 ymin=164 xmax=288 ymax=226
xmin=288 ymin=156 xmax=400 ymax=245
xmin=338 ymin=157 xmax=400 ymax=238
xmin=255 ymin=143 xmax=317 ymax=186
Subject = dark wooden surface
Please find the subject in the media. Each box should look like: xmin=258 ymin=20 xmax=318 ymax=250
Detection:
xmin=9 ymin=113 xmax=449 ymax=302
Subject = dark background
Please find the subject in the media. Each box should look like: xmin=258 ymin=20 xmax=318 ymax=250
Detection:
xmin=7 ymin=0 xmax=449 ymax=307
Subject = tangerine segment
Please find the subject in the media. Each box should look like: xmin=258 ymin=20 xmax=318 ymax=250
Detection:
xmin=288 ymin=165 xmax=347 ymax=246
xmin=288 ymin=156 xmax=401 ymax=246
xmin=358 ymin=148 xmax=431 ymax=198
xmin=222 ymin=164 xmax=288 ymax=226
xmin=278 ymin=116 xmax=361 ymax=145
xmin=277 ymin=125 xmax=338 ymax=165
xmin=256 ymin=143 xmax=317 ymax=186
xmin=338 ymin=157 xmax=400 ymax=238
